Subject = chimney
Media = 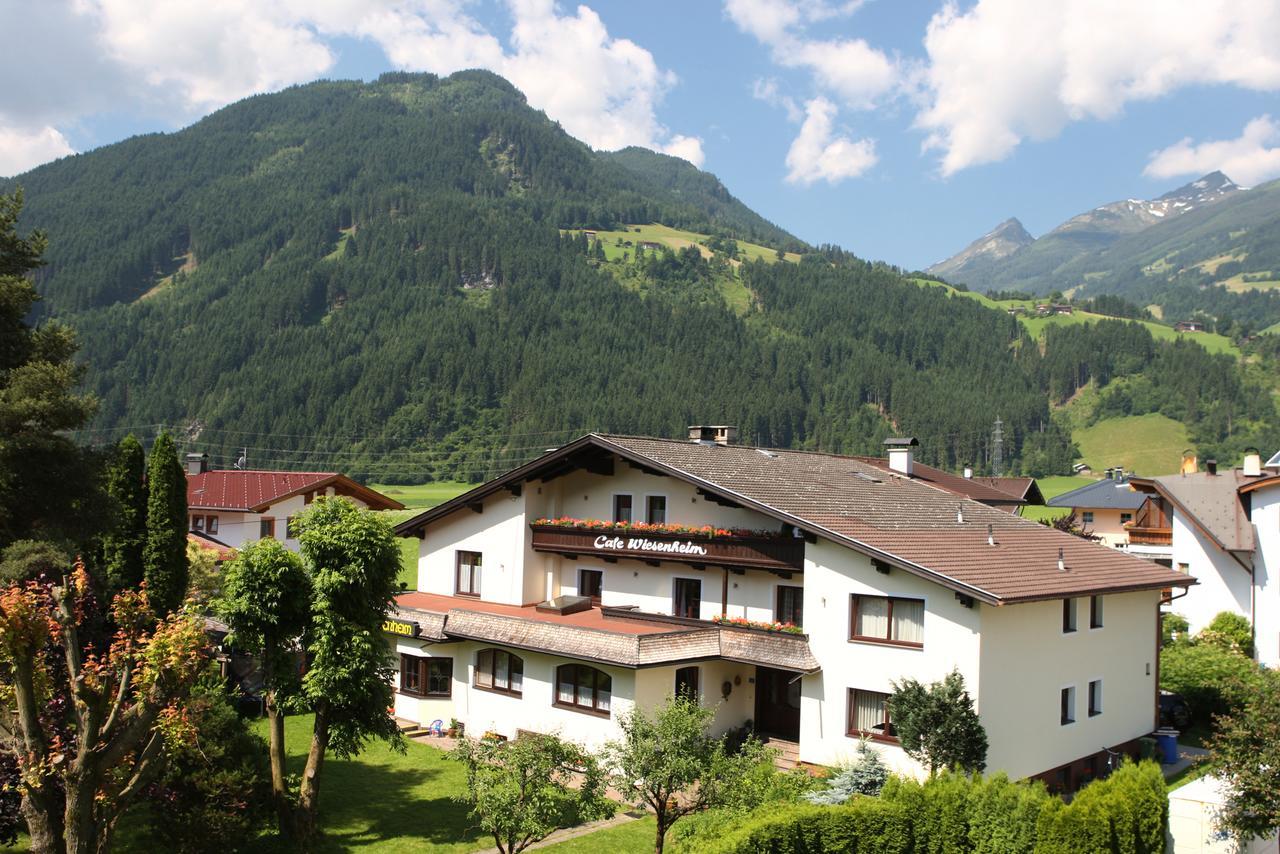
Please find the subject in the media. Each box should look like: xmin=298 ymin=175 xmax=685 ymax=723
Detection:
xmin=687 ymin=425 xmax=737 ymax=446
xmin=185 ymin=452 xmax=209 ymax=476
xmin=1180 ymin=451 xmax=1198 ymax=475
xmin=963 ymin=464 xmax=973 ymax=479
xmin=1206 ymin=459 xmax=1218 ymax=476
xmin=884 ymin=437 xmax=919 ymax=476
xmin=1242 ymin=448 xmax=1262 ymax=477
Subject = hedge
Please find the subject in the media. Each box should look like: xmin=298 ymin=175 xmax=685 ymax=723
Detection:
xmin=669 ymin=761 xmax=1167 ymax=854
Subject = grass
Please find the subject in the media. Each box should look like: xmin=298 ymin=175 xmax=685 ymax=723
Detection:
xmin=1036 ymin=475 xmax=1097 ymax=499
xmin=572 ymin=223 xmax=800 ymax=266
xmin=909 ymin=278 xmax=1241 ymax=357
xmin=1073 ymin=413 xmax=1189 ymax=476
xmin=539 ymin=816 xmax=656 ymax=853
xmin=369 ymin=482 xmax=476 ymax=589
xmin=1166 ymin=758 xmax=1214 ymax=793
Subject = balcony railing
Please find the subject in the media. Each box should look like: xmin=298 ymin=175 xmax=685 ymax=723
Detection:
xmin=530 ymin=523 xmax=804 ymax=571
xmin=1127 ymin=526 xmax=1172 ymax=546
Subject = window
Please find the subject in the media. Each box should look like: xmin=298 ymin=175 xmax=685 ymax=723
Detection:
xmin=206 ymin=515 xmax=218 ymax=534
xmin=191 ymin=515 xmax=205 ymax=532
xmin=850 ymin=595 xmax=924 ymax=647
xmin=1088 ymin=680 xmax=1102 ymax=717
xmin=776 ymin=585 xmax=803 ymax=628
xmin=613 ymin=494 xmax=633 ymax=524
xmin=1120 ymin=513 xmax=1132 ymax=525
xmin=456 ymin=551 xmax=482 ymax=597
xmin=579 ymin=569 xmax=603 ymax=605
xmin=1082 ymin=511 xmax=1095 ymax=524
xmin=285 ymin=517 xmax=295 ymax=538
xmin=474 ymin=649 xmax=523 ymax=696
xmin=260 ymin=518 xmax=276 ymax=539
xmin=1089 ymin=595 xmax=1104 ymax=629
xmin=645 ymin=495 xmax=667 ymax=524
xmin=1061 ymin=686 xmax=1076 ymax=725
xmin=400 ymin=654 xmax=423 ymax=695
xmin=401 ymin=655 xmax=454 ymax=698
xmin=675 ymin=666 xmax=699 ymax=700
xmin=673 ymin=578 xmax=701 ymax=619
xmin=847 ymin=689 xmax=896 ymax=741
xmin=1062 ymin=598 xmax=1078 ymax=633
xmin=1177 ymin=562 xmax=1190 ymax=574
xmin=556 ymin=664 xmax=612 ymax=715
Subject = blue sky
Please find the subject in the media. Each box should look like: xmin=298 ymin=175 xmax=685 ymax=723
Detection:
xmin=3 ymin=0 xmax=1280 ymax=269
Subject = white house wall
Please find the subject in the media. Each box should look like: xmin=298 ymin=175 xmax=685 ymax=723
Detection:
xmin=418 ymin=491 xmax=531 ymax=604
xmin=1170 ymin=514 xmax=1252 ymax=636
xmin=979 ymin=590 xmax=1159 ymax=779
xmin=797 ymin=538 xmax=982 ymax=774
xmin=1250 ymin=484 xmax=1280 ymax=667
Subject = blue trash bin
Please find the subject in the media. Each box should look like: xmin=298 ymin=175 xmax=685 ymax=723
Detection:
xmin=1155 ymin=728 xmax=1180 ymax=764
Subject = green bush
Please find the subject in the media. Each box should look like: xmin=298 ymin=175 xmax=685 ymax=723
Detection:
xmin=1199 ymin=611 xmax=1253 ymax=658
xmin=1159 ymin=640 xmax=1263 ymax=722
xmin=673 ymin=762 xmax=1167 ymax=854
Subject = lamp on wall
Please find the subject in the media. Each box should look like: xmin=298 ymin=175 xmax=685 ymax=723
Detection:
xmin=721 ymin=681 xmax=733 ymax=699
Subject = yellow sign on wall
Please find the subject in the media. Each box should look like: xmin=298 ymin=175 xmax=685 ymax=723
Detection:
xmin=382 ymin=618 xmax=420 ymax=638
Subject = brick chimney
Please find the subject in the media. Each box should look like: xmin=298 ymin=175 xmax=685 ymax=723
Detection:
xmin=884 ymin=437 xmax=919 ymax=476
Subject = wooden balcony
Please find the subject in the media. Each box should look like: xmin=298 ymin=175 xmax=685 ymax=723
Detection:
xmin=1127 ymin=526 xmax=1172 ymax=546
xmin=530 ymin=524 xmax=804 ymax=572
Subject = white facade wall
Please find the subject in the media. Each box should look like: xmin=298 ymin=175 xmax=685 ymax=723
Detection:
xmin=418 ymin=490 xmax=532 ymax=604
xmin=796 ymin=538 xmax=982 ymax=774
xmin=978 ymin=591 xmax=1159 ymax=779
xmin=193 ymin=486 xmax=362 ymax=553
xmin=1169 ymin=514 xmax=1252 ymax=636
xmin=1249 ymin=484 xmax=1280 ymax=667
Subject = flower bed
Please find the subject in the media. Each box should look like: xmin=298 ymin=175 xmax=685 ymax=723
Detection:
xmin=532 ymin=518 xmax=782 ymax=540
xmin=712 ymin=615 xmax=805 ymax=635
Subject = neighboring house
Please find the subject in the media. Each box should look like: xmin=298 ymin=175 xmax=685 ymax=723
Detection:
xmin=1174 ymin=320 xmax=1206 ymax=333
xmin=184 ymin=453 xmax=404 ymax=552
xmin=855 ymin=440 xmax=1029 ymax=514
xmin=188 ymin=530 xmax=236 ymax=562
xmin=1046 ymin=470 xmax=1149 ymax=548
xmin=390 ymin=428 xmax=1188 ymax=792
xmin=1130 ymin=452 xmax=1280 ymax=666
xmin=974 ymin=476 xmax=1046 ymax=512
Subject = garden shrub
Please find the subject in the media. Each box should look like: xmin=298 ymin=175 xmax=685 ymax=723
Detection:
xmin=674 ymin=761 xmax=1167 ymax=854
xmin=804 ymin=740 xmax=889 ymax=804
xmin=1159 ymin=640 xmax=1263 ymax=722
xmin=1199 ymin=611 xmax=1253 ymax=658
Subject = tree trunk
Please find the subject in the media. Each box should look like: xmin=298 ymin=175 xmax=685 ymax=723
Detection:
xmin=11 ymin=655 xmax=63 ymax=853
xmin=295 ymin=699 xmax=331 ymax=848
xmin=62 ymin=768 xmax=99 ymax=854
xmin=653 ymin=806 xmax=667 ymax=854
xmin=266 ymin=689 xmax=293 ymax=840
xmin=19 ymin=792 xmax=63 ymax=854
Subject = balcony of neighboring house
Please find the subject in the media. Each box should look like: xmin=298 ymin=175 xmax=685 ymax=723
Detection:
xmin=1124 ymin=497 xmax=1173 ymax=560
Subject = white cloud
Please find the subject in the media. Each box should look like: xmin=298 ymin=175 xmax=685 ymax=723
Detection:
xmin=1145 ymin=116 xmax=1280 ymax=187
xmin=0 ymin=0 xmax=699 ymax=173
xmin=785 ymin=96 xmax=876 ymax=185
xmin=0 ymin=125 xmax=76 ymax=177
xmin=752 ymin=77 xmax=801 ymax=122
xmin=917 ymin=0 xmax=1280 ymax=175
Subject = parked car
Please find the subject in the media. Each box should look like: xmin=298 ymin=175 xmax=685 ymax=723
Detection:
xmin=1159 ymin=690 xmax=1190 ymax=728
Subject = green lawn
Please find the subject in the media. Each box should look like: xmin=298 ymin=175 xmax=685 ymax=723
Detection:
xmin=540 ymin=816 xmax=655 ymax=853
xmin=1073 ymin=413 xmax=1189 ymax=476
xmin=1036 ymin=475 xmax=1098 ymax=499
xmin=570 ymin=223 xmax=800 ymax=267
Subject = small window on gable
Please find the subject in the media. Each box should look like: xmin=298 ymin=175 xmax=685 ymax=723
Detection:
xmin=1120 ymin=513 xmax=1132 ymax=524
xmin=206 ymin=515 xmax=219 ymax=534
xmin=192 ymin=515 xmax=205 ymax=532
xmin=613 ymin=494 xmax=633 ymax=524
xmin=456 ymin=551 xmax=482 ymax=597
xmin=1082 ymin=511 xmax=1095 ymax=524
xmin=1063 ymin=598 xmax=1078 ymax=633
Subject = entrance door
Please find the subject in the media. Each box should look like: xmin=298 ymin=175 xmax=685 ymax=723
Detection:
xmin=754 ymin=666 xmax=801 ymax=740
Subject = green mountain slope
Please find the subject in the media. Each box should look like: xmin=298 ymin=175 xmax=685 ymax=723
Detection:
xmin=5 ymin=72 xmax=1276 ymax=481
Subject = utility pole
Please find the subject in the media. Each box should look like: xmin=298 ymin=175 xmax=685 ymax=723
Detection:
xmin=991 ymin=417 xmax=1004 ymax=477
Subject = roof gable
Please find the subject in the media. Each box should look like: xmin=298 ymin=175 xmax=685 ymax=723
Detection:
xmin=1046 ymin=478 xmax=1148 ymax=510
xmin=397 ymin=433 xmax=1189 ymax=605
xmin=187 ymin=470 xmax=403 ymax=512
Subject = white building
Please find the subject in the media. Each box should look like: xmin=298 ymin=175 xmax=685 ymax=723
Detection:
xmin=390 ymin=430 xmax=1190 ymax=792
xmin=184 ymin=453 xmax=403 ymax=552
xmin=1130 ymin=451 xmax=1280 ymax=666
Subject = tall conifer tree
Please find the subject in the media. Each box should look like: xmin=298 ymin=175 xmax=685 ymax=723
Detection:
xmin=103 ymin=433 xmax=147 ymax=593
xmin=143 ymin=431 xmax=188 ymax=613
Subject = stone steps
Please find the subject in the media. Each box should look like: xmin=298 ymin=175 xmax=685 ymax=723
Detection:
xmin=762 ymin=737 xmax=800 ymax=770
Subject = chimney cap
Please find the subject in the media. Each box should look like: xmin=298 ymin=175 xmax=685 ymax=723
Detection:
xmin=883 ymin=437 xmax=919 ymax=447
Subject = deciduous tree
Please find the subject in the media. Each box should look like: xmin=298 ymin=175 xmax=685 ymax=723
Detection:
xmin=451 ymin=733 xmax=611 ymax=854
xmin=889 ymin=669 xmax=988 ymax=777
xmin=1210 ymin=672 xmax=1280 ymax=844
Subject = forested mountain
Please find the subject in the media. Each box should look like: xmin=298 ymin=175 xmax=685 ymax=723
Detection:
xmin=5 ymin=71 xmax=1276 ymax=482
xmin=931 ymin=172 xmax=1280 ymax=331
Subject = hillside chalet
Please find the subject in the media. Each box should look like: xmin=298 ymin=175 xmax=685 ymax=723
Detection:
xmin=1047 ymin=470 xmax=1149 ymax=548
xmin=389 ymin=428 xmax=1190 ymax=792
xmin=184 ymin=453 xmax=403 ymax=553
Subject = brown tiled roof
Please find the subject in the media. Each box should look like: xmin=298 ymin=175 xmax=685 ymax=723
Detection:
xmin=187 ymin=470 xmax=403 ymax=512
xmin=395 ymin=434 xmax=1190 ymax=605
xmin=594 ymin=436 xmax=1188 ymax=604
xmin=1133 ymin=471 xmax=1275 ymax=554
xmin=390 ymin=592 xmax=818 ymax=671
xmin=855 ymin=457 xmax=1025 ymax=505
xmin=974 ymin=476 xmax=1044 ymax=505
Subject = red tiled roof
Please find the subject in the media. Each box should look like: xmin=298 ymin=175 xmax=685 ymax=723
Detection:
xmin=186 ymin=470 xmax=403 ymax=512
